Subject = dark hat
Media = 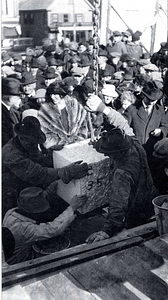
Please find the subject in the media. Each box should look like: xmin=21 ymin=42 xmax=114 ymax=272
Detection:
xmin=45 ymin=67 xmax=57 ymax=79
xmin=95 ymin=128 xmax=133 ymax=154
xmin=45 ymin=44 xmax=56 ymax=52
xmin=48 ymin=57 xmax=57 ymax=66
xmin=2 ymin=77 xmax=21 ymax=95
xmin=98 ymin=49 xmax=108 ymax=57
xmin=142 ymin=52 xmax=151 ymax=59
xmin=113 ymin=30 xmax=122 ymax=36
xmin=46 ymin=82 xmax=67 ymax=96
xmin=142 ymin=81 xmax=163 ymax=101
xmin=153 ymin=138 xmax=168 ymax=158
xmin=62 ymin=76 xmax=77 ymax=88
xmin=132 ymin=32 xmax=141 ymax=42
xmin=2 ymin=52 xmax=11 ymax=62
xmin=119 ymin=82 xmax=136 ymax=92
xmin=21 ymin=71 xmax=37 ymax=85
xmin=14 ymin=116 xmax=46 ymax=144
xmin=88 ymin=38 xmax=94 ymax=45
xmin=160 ymin=42 xmax=168 ymax=51
xmin=123 ymin=69 xmax=135 ymax=80
xmin=17 ymin=187 xmax=50 ymax=214
xmin=12 ymin=53 xmax=22 ymax=61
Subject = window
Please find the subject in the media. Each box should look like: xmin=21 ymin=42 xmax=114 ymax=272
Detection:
xmin=75 ymin=14 xmax=83 ymax=23
xmin=24 ymin=13 xmax=34 ymax=24
xmin=64 ymin=14 xmax=69 ymax=22
xmin=52 ymin=13 xmax=58 ymax=22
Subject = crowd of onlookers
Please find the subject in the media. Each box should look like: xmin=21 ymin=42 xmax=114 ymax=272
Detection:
xmin=2 ymin=29 xmax=168 ymax=264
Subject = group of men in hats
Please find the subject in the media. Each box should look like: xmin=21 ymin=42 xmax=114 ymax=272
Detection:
xmin=1 ymin=31 xmax=168 ymax=263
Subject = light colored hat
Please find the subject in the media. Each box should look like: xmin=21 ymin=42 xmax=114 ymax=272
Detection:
xmin=102 ymin=84 xmax=118 ymax=97
xmin=34 ymin=89 xmax=46 ymax=99
xmin=71 ymin=66 xmax=86 ymax=76
xmin=144 ymin=64 xmax=159 ymax=72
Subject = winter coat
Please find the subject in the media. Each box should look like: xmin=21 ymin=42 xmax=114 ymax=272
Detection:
xmin=103 ymin=139 xmax=158 ymax=236
xmin=126 ymin=42 xmax=143 ymax=60
xmin=38 ymin=95 xmax=89 ymax=148
xmin=3 ymin=206 xmax=75 ymax=264
xmin=123 ymin=101 xmax=168 ymax=157
xmin=2 ymin=137 xmax=59 ymax=215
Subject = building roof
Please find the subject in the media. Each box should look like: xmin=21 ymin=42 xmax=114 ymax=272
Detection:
xmin=19 ymin=0 xmax=55 ymax=11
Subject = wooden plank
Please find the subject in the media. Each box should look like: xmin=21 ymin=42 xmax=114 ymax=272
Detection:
xmin=2 ymin=236 xmax=143 ymax=289
xmin=144 ymin=236 xmax=168 ymax=260
xmin=3 ymin=221 xmax=157 ymax=278
xmin=41 ymin=272 xmax=98 ymax=300
xmin=2 ymin=285 xmax=31 ymax=300
xmin=22 ymin=281 xmax=57 ymax=300
xmin=68 ymin=245 xmax=168 ymax=300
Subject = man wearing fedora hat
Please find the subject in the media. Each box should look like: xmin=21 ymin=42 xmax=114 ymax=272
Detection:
xmin=98 ymin=49 xmax=115 ymax=82
xmin=3 ymin=185 xmax=87 ymax=264
xmin=2 ymin=116 xmax=89 ymax=216
xmin=2 ymin=77 xmax=22 ymax=147
xmin=44 ymin=66 xmax=61 ymax=87
xmin=123 ymin=81 xmax=168 ymax=171
xmin=21 ymin=71 xmax=37 ymax=104
xmin=85 ymin=128 xmax=158 ymax=243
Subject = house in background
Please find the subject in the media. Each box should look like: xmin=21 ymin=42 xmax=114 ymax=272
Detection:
xmin=19 ymin=0 xmax=94 ymax=46
xmin=1 ymin=0 xmax=20 ymax=48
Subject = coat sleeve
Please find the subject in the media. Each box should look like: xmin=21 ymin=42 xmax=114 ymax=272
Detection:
xmin=103 ymin=169 xmax=134 ymax=236
xmin=19 ymin=207 xmax=75 ymax=243
xmin=159 ymin=107 xmax=168 ymax=137
xmin=3 ymin=149 xmax=60 ymax=187
xmin=106 ymin=108 xmax=135 ymax=136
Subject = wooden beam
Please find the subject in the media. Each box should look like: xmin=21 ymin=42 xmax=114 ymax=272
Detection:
xmin=2 ymin=221 xmax=157 ymax=288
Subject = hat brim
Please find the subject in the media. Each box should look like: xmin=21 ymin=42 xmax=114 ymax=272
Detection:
xmin=21 ymin=79 xmax=37 ymax=86
xmin=17 ymin=196 xmax=50 ymax=214
xmin=95 ymin=135 xmax=133 ymax=154
xmin=152 ymin=151 xmax=167 ymax=159
xmin=141 ymin=90 xmax=163 ymax=101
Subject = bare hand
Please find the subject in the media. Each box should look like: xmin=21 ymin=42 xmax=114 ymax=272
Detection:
xmin=150 ymin=129 xmax=161 ymax=137
xmin=86 ymin=231 xmax=110 ymax=243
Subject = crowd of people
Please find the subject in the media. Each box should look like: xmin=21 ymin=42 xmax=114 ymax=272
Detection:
xmin=2 ymin=29 xmax=168 ymax=264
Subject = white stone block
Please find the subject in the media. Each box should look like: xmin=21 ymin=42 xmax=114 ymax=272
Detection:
xmin=53 ymin=140 xmax=111 ymax=214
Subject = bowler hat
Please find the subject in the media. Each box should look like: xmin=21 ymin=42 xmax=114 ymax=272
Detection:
xmin=95 ymin=128 xmax=133 ymax=154
xmin=113 ymin=31 xmax=122 ymax=36
xmin=132 ymin=32 xmax=141 ymax=42
xmin=2 ymin=77 xmax=21 ymax=95
xmin=142 ymin=81 xmax=163 ymax=101
xmin=17 ymin=187 xmax=50 ymax=214
xmin=21 ymin=71 xmax=37 ymax=85
xmin=45 ymin=67 xmax=57 ymax=79
xmin=98 ymin=49 xmax=108 ymax=57
xmin=48 ymin=57 xmax=57 ymax=66
xmin=160 ymin=42 xmax=168 ymax=51
xmin=14 ymin=116 xmax=46 ymax=144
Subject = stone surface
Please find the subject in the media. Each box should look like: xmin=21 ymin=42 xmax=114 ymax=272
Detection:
xmin=53 ymin=140 xmax=111 ymax=214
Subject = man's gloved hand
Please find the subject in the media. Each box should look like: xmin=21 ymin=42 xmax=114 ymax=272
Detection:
xmin=70 ymin=194 xmax=88 ymax=211
xmin=58 ymin=160 xmax=88 ymax=184
xmin=86 ymin=231 xmax=110 ymax=243
xmin=85 ymin=94 xmax=106 ymax=113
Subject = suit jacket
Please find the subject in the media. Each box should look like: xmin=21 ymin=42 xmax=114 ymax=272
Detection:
xmin=2 ymin=104 xmax=21 ymax=147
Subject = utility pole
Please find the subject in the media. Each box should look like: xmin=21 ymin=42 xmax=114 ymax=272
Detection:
xmin=150 ymin=0 xmax=159 ymax=55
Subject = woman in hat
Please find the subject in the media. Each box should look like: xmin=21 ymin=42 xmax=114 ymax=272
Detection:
xmin=117 ymin=91 xmax=136 ymax=115
xmin=3 ymin=184 xmax=87 ymax=264
xmin=38 ymin=80 xmax=89 ymax=149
